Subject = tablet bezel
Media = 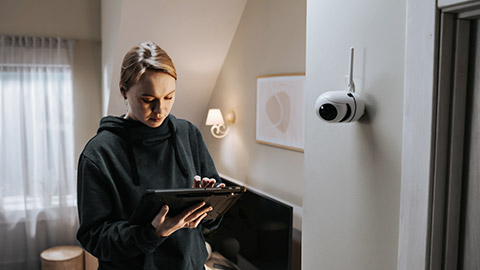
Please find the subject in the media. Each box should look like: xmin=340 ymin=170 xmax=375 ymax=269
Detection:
xmin=128 ymin=186 xmax=246 ymax=225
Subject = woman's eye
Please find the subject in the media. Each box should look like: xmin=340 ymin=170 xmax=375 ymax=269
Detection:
xmin=142 ymin=99 xmax=153 ymax=103
xmin=165 ymin=96 xmax=173 ymax=100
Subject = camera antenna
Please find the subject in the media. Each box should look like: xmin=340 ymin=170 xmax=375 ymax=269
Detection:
xmin=347 ymin=47 xmax=356 ymax=93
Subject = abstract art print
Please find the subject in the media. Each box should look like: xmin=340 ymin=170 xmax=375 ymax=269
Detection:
xmin=256 ymin=74 xmax=305 ymax=152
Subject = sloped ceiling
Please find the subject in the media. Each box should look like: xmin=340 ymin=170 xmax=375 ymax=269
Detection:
xmin=102 ymin=0 xmax=247 ymax=127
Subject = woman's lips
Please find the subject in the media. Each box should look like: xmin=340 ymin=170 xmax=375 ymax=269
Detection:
xmin=150 ymin=116 xmax=163 ymax=122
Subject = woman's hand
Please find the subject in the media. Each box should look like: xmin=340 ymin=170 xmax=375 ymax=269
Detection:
xmin=151 ymin=202 xmax=213 ymax=238
xmin=192 ymin=175 xmax=226 ymax=188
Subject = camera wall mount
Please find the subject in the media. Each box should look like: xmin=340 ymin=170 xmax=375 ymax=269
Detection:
xmin=315 ymin=47 xmax=365 ymax=123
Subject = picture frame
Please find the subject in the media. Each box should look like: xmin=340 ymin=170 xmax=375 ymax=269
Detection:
xmin=256 ymin=73 xmax=305 ymax=152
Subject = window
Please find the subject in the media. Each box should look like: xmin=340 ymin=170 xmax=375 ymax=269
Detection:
xmin=0 ymin=35 xmax=77 ymax=269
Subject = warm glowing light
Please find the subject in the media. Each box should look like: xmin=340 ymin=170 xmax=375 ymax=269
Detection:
xmin=205 ymin=109 xmax=235 ymax=139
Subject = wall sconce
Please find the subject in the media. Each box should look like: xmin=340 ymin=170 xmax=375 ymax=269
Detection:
xmin=205 ymin=108 xmax=236 ymax=139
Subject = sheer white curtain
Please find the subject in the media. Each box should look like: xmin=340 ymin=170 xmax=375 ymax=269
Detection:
xmin=0 ymin=35 xmax=77 ymax=270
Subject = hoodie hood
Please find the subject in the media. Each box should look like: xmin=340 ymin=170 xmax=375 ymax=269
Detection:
xmin=97 ymin=115 xmax=129 ymax=135
xmin=98 ymin=115 xmax=170 ymax=145
xmin=97 ymin=115 xmax=188 ymax=185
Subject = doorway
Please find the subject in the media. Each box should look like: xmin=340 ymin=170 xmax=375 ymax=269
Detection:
xmin=429 ymin=2 xmax=480 ymax=269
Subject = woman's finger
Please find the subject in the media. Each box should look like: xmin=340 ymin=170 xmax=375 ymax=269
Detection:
xmin=191 ymin=212 xmax=208 ymax=227
xmin=200 ymin=178 xmax=208 ymax=188
xmin=192 ymin=175 xmax=201 ymax=188
xmin=201 ymin=178 xmax=216 ymax=188
xmin=151 ymin=205 xmax=169 ymax=228
xmin=182 ymin=201 xmax=206 ymax=217
xmin=208 ymin=178 xmax=216 ymax=187
xmin=184 ymin=205 xmax=213 ymax=223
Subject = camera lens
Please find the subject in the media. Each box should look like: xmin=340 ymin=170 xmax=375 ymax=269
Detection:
xmin=319 ymin=103 xmax=337 ymax=121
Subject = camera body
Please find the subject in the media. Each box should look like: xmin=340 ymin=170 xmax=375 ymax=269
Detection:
xmin=315 ymin=91 xmax=365 ymax=123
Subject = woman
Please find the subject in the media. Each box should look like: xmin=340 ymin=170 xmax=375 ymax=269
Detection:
xmin=76 ymin=41 xmax=223 ymax=269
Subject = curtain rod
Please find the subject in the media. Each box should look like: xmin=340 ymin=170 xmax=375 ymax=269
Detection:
xmin=0 ymin=63 xmax=71 ymax=68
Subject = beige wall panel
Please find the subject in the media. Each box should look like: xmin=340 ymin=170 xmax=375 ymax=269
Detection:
xmin=202 ymin=0 xmax=306 ymax=207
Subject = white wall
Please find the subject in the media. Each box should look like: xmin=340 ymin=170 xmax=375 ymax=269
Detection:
xmin=202 ymin=0 xmax=306 ymax=207
xmin=0 ymin=0 xmax=102 ymax=160
xmin=101 ymin=0 xmax=123 ymax=116
xmin=303 ymin=0 xmax=405 ymax=269
xmin=73 ymin=41 xmax=102 ymax=159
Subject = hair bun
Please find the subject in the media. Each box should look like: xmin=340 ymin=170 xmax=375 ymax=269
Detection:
xmin=142 ymin=49 xmax=152 ymax=59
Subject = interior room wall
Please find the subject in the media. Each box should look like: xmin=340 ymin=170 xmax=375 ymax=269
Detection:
xmin=102 ymin=0 xmax=246 ymax=127
xmin=202 ymin=0 xmax=306 ymax=208
xmin=0 ymin=0 xmax=102 ymax=161
xmin=203 ymin=3 xmax=305 ymax=268
xmin=73 ymin=41 xmax=102 ymax=159
xmin=303 ymin=0 xmax=405 ymax=269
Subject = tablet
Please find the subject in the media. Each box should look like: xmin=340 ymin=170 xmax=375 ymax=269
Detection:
xmin=128 ymin=186 xmax=247 ymax=225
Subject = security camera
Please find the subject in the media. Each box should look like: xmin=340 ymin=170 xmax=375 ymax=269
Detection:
xmin=314 ymin=47 xmax=365 ymax=123
xmin=315 ymin=91 xmax=365 ymax=123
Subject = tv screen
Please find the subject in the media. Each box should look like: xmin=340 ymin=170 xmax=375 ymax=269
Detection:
xmin=205 ymin=179 xmax=293 ymax=270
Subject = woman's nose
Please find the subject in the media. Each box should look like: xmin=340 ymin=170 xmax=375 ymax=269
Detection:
xmin=153 ymin=100 xmax=162 ymax=114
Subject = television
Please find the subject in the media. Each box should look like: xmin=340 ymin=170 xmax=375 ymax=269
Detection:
xmin=205 ymin=178 xmax=293 ymax=270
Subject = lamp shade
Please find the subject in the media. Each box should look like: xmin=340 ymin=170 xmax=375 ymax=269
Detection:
xmin=205 ymin=109 xmax=225 ymax=126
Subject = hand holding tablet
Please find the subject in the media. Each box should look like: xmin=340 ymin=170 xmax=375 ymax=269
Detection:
xmin=128 ymin=186 xmax=246 ymax=226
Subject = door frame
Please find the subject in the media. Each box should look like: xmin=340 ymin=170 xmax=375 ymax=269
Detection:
xmin=399 ymin=0 xmax=480 ymax=269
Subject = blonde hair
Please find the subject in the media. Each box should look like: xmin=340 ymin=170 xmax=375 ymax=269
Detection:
xmin=120 ymin=41 xmax=177 ymax=95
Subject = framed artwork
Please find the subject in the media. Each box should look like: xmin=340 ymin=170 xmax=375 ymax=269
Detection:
xmin=256 ymin=74 xmax=305 ymax=152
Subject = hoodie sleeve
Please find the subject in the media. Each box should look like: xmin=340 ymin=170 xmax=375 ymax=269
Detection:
xmin=76 ymin=154 xmax=166 ymax=261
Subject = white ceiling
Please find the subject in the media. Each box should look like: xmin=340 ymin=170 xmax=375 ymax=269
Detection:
xmin=102 ymin=0 xmax=247 ymax=126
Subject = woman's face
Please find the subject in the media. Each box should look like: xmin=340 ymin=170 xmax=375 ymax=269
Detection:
xmin=124 ymin=70 xmax=176 ymax=128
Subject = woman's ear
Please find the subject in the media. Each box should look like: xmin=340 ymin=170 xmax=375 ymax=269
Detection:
xmin=120 ymin=85 xmax=127 ymax=99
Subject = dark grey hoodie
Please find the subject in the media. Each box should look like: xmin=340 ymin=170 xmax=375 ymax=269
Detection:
xmin=76 ymin=115 xmax=221 ymax=270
